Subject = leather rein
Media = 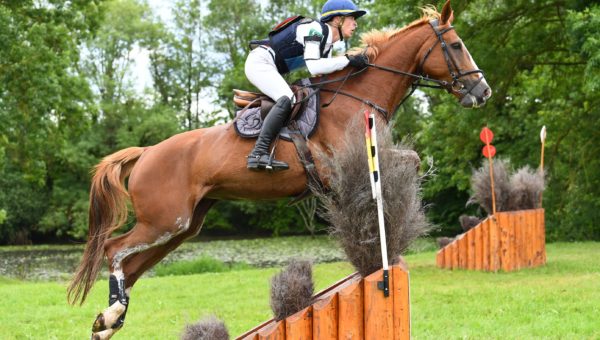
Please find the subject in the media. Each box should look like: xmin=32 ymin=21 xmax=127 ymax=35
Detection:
xmin=303 ymin=19 xmax=485 ymax=123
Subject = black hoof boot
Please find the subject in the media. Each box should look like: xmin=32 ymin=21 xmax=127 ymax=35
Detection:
xmin=247 ymin=154 xmax=289 ymax=171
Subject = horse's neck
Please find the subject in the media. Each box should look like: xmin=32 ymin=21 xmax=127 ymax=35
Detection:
xmin=345 ymin=27 xmax=430 ymax=117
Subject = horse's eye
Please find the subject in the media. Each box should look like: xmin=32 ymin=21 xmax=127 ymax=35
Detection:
xmin=451 ymin=42 xmax=462 ymax=50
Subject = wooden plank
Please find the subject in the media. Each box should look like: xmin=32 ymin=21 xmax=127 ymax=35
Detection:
xmin=364 ymin=269 xmax=394 ymax=340
xmin=498 ymin=212 xmax=512 ymax=271
xmin=392 ymin=262 xmax=410 ymax=340
xmin=515 ymin=211 xmax=525 ymax=269
xmin=239 ymin=333 xmax=258 ymax=340
xmin=508 ymin=212 xmax=517 ymax=271
xmin=481 ymin=219 xmax=490 ymax=271
xmin=258 ymin=320 xmax=285 ymax=340
xmin=312 ymin=292 xmax=338 ymax=340
xmin=535 ymin=209 xmax=546 ymax=266
xmin=338 ymin=276 xmax=363 ymax=340
xmin=458 ymin=234 xmax=468 ymax=269
xmin=451 ymin=241 xmax=459 ymax=270
xmin=474 ymin=224 xmax=483 ymax=270
xmin=467 ymin=229 xmax=475 ymax=270
xmin=525 ymin=210 xmax=534 ymax=267
xmin=237 ymin=319 xmax=272 ymax=339
xmin=539 ymin=209 xmax=547 ymax=265
xmin=443 ymin=242 xmax=452 ymax=269
xmin=489 ymin=216 xmax=500 ymax=272
xmin=285 ymin=307 xmax=312 ymax=340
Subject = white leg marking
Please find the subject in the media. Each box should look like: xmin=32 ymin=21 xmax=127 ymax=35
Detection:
xmin=93 ymin=328 xmax=118 ymax=340
xmin=101 ymin=301 xmax=127 ymax=328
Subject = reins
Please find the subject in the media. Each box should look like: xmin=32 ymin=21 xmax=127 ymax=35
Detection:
xmin=297 ymin=19 xmax=485 ymax=122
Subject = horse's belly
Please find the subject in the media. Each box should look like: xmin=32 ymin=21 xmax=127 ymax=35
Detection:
xmin=206 ymin=167 xmax=308 ymax=200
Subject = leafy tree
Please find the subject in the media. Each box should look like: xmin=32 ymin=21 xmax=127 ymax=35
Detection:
xmin=149 ymin=0 xmax=217 ymax=130
xmin=203 ymin=0 xmax=270 ymax=116
xmin=363 ymin=0 xmax=600 ymax=240
xmin=0 ymin=1 xmax=104 ymax=244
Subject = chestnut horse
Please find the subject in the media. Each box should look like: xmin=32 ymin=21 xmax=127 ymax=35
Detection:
xmin=69 ymin=2 xmax=491 ymax=339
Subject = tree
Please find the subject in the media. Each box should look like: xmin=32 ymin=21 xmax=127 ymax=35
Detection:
xmin=203 ymin=0 xmax=270 ymax=117
xmin=150 ymin=0 xmax=216 ymax=130
xmin=0 ymin=1 xmax=104 ymax=244
xmin=364 ymin=0 xmax=600 ymax=240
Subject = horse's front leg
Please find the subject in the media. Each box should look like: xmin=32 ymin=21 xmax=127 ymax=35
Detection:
xmin=91 ymin=270 xmax=129 ymax=340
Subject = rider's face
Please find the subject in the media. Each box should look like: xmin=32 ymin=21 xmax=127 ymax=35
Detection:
xmin=341 ymin=16 xmax=357 ymax=39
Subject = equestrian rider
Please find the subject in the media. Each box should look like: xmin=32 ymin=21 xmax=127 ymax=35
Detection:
xmin=245 ymin=0 xmax=368 ymax=171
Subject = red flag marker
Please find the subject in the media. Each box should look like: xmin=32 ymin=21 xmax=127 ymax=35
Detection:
xmin=480 ymin=127 xmax=494 ymax=144
xmin=482 ymin=144 xmax=496 ymax=158
xmin=480 ymin=126 xmax=497 ymax=215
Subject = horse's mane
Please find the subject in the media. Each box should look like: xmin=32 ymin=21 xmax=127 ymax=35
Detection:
xmin=348 ymin=6 xmax=441 ymax=60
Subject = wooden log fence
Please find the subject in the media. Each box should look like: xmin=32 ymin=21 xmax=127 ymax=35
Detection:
xmin=436 ymin=209 xmax=546 ymax=272
xmin=237 ymin=261 xmax=410 ymax=340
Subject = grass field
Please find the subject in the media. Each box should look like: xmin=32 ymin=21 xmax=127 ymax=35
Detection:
xmin=1 ymin=242 xmax=598 ymax=339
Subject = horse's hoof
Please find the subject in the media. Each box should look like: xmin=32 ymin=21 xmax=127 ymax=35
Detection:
xmin=91 ymin=328 xmax=117 ymax=340
xmin=92 ymin=313 xmax=106 ymax=332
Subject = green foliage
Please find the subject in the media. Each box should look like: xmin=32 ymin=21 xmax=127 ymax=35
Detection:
xmin=364 ymin=0 xmax=600 ymax=240
xmin=154 ymin=256 xmax=252 ymax=277
xmin=204 ymin=200 xmax=311 ymax=236
xmin=1 ymin=0 xmax=598 ymax=243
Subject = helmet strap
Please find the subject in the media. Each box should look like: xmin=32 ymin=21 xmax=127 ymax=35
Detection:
xmin=337 ymin=16 xmax=345 ymax=42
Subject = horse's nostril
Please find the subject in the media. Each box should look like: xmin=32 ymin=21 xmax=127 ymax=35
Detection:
xmin=483 ymin=87 xmax=492 ymax=99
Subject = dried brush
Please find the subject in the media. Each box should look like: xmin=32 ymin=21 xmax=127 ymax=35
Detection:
xmin=270 ymin=259 xmax=314 ymax=321
xmin=312 ymin=116 xmax=431 ymax=277
xmin=180 ymin=315 xmax=229 ymax=340
xmin=459 ymin=215 xmax=481 ymax=232
xmin=507 ymin=166 xmax=545 ymax=210
xmin=436 ymin=237 xmax=454 ymax=249
xmin=467 ymin=158 xmax=511 ymax=214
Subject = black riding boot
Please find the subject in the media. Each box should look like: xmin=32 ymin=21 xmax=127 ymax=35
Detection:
xmin=247 ymin=96 xmax=292 ymax=171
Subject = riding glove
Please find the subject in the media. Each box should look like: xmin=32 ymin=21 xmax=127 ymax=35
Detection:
xmin=346 ymin=53 xmax=369 ymax=69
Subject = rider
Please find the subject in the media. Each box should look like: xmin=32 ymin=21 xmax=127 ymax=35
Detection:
xmin=245 ymin=0 xmax=368 ymax=171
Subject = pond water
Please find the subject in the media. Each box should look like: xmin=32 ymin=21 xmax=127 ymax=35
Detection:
xmin=0 ymin=236 xmax=346 ymax=281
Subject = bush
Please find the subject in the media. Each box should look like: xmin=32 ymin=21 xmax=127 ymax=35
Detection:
xmin=154 ymin=256 xmax=252 ymax=277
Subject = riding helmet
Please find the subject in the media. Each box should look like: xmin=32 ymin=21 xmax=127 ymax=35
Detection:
xmin=320 ymin=0 xmax=367 ymax=23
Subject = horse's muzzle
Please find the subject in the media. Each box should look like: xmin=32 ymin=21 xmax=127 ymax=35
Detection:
xmin=459 ymin=77 xmax=492 ymax=108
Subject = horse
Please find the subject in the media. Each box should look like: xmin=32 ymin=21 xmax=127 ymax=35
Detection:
xmin=69 ymin=2 xmax=491 ymax=339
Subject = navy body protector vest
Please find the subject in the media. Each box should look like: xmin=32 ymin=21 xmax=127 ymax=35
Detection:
xmin=251 ymin=16 xmax=330 ymax=75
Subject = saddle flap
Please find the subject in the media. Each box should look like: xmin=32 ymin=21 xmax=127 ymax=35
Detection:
xmin=234 ymin=78 xmax=318 ymax=142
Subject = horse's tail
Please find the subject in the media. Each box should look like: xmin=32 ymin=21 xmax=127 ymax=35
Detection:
xmin=67 ymin=146 xmax=146 ymax=305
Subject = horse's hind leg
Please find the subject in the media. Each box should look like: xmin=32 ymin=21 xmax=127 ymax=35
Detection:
xmin=91 ymin=199 xmax=216 ymax=340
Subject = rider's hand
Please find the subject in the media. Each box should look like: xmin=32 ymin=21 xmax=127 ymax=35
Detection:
xmin=346 ymin=53 xmax=369 ymax=69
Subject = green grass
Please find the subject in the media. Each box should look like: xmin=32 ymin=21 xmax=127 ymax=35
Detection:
xmin=154 ymin=256 xmax=253 ymax=277
xmin=0 ymin=242 xmax=598 ymax=339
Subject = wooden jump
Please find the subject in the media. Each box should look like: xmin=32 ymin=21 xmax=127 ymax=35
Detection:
xmin=436 ymin=209 xmax=546 ymax=272
xmin=236 ymin=261 xmax=411 ymax=340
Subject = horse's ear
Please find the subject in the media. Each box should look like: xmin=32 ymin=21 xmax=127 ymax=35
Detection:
xmin=440 ymin=0 xmax=454 ymax=25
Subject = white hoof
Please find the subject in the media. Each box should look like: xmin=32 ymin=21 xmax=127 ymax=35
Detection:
xmin=91 ymin=328 xmax=118 ymax=340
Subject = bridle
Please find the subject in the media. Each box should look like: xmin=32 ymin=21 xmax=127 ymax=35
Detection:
xmin=309 ymin=19 xmax=485 ymax=121
xmin=417 ymin=19 xmax=485 ymax=93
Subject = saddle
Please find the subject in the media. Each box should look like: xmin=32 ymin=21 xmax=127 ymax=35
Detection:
xmin=233 ymin=84 xmax=309 ymax=121
xmin=233 ymin=79 xmax=319 ymax=141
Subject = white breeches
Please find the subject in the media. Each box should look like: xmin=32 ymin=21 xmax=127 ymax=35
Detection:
xmin=245 ymin=47 xmax=294 ymax=103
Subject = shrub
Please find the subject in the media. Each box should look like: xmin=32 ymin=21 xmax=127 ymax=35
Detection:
xmin=154 ymin=256 xmax=252 ymax=277
xmin=180 ymin=315 xmax=229 ymax=340
xmin=270 ymin=259 xmax=314 ymax=321
xmin=313 ymin=117 xmax=432 ymax=277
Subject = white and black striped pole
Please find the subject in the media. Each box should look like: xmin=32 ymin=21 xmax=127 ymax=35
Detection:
xmin=364 ymin=110 xmax=389 ymax=297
